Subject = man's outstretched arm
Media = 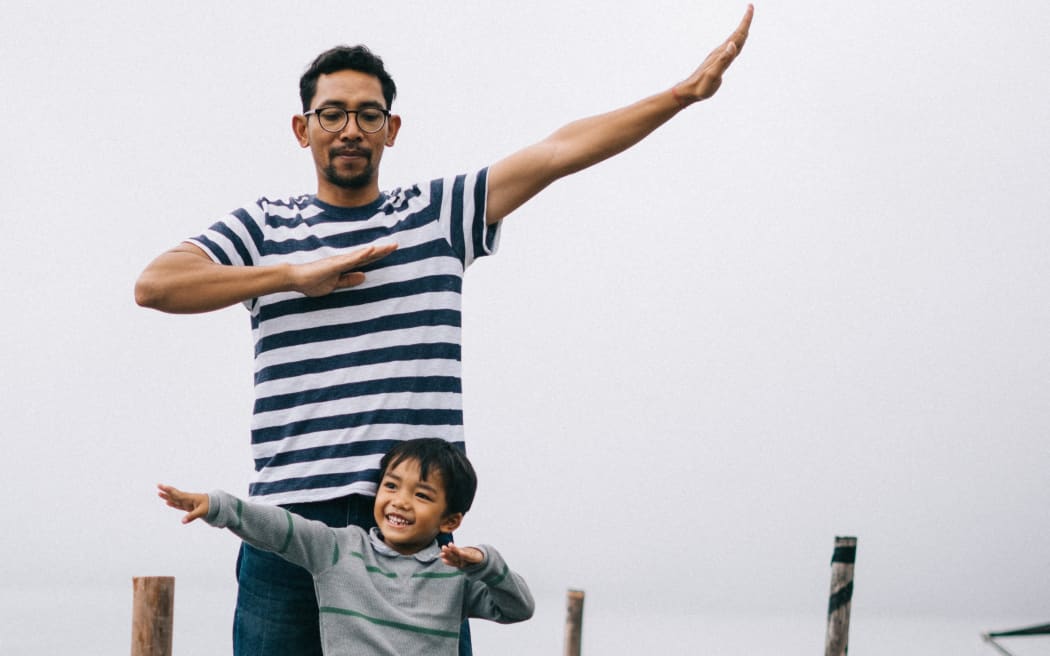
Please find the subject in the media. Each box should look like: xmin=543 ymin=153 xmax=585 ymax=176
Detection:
xmin=134 ymin=241 xmax=396 ymax=314
xmin=485 ymin=4 xmax=753 ymax=225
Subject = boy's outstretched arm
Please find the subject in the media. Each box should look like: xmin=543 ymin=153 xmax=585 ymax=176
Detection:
xmin=157 ymin=484 xmax=210 ymax=524
xmin=484 ymin=4 xmax=754 ymax=224
xmin=157 ymin=487 xmax=339 ymax=575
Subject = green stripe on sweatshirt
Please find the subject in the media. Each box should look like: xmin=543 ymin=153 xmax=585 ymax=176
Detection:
xmin=350 ymin=551 xmax=397 ymax=578
xmin=277 ymin=510 xmax=294 ymax=553
xmin=482 ymin=564 xmax=509 ymax=587
xmin=412 ymin=571 xmax=464 ymax=579
xmin=319 ymin=607 xmax=459 ymax=638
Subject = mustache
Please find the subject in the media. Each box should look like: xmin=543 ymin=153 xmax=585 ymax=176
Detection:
xmin=330 ymin=145 xmax=372 ymax=158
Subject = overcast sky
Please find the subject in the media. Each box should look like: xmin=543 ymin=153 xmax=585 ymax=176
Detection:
xmin=2 ymin=1 xmax=1049 ymax=654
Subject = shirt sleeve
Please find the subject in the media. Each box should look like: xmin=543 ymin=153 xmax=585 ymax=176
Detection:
xmin=186 ymin=202 xmax=266 ymax=268
xmin=436 ymin=168 xmax=501 ymax=269
xmin=460 ymin=544 xmax=535 ymax=623
xmin=205 ymin=490 xmax=341 ymax=575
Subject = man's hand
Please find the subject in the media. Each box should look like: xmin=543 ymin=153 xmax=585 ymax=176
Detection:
xmin=157 ymin=484 xmax=210 ymax=524
xmin=673 ymin=4 xmax=753 ymax=105
xmin=440 ymin=543 xmax=485 ymax=569
xmin=287 ymin=242 xmax=399 ymax=297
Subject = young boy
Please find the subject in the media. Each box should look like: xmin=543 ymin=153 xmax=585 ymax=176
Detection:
xmin=159 ymin=438 xmax=534 ymax=655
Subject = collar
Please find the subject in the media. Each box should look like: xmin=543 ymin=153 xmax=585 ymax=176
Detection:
xmin=368 ymin=527 xmax=442 ymax=563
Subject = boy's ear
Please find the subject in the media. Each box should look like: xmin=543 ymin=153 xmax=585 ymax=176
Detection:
xmin=439 ymin=512 xmax=463 ymax=534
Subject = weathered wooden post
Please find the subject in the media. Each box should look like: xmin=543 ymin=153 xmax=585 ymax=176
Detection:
xmin=131 ymin=576 xmax=175 ymax=656
xmin=564 ymin=589 xmax=585 ymax=656
xmin=825 ymin=536 xmax=857 ymax=656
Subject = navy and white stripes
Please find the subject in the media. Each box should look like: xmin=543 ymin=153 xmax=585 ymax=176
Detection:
xmin=189 ymin=170 xmax=497 ymax=504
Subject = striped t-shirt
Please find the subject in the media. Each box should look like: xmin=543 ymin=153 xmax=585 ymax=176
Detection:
xmin=189 ymin=169 xmax=497 ymax=505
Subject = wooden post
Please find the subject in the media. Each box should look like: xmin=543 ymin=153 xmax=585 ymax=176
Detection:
xmin=564 ymin=589 xmax=585 ymax=656
xmin=825 ymin=536 xmax=856 ymax=656
xmin=131 ymin=576 xmax=175 ymax=656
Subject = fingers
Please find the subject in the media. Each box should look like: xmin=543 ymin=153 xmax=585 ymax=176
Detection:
xmin=157 ymin=484 xmax=209 ymax=525
xmin=345 ymin=242 xmax=398 ymax=268
xmin=440 ymin=544 xmax=464 ymax=566
xmin=720 ymin=5 xmax=753 ymax=65
xmin=333 ymin=242 xmax=398 ymax=289
xmin=294 ymin=241 xmax=398 ymax=296
xmin=440 ymin=543 xmax=483 ymax=568
xmin=333 ymin=242 xmax=398 ymax=286
xmin=182 ymin=505 xmax=207 ymax=524
xmin=158 ymin=484 xmax=190 ymax=512
xmin=733 ymin=4 xmax=754 ymax=47
xmin=683 ymin=5 xmax=753 ymax=102
xmin=157 ymin=483 xmax=182 ymax=506
xmin=336 ymin=271 xmax=367 ymax=289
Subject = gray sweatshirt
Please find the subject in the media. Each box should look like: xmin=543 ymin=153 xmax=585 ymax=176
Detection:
xmin=205 ymin=490 xmax=534 ymax=655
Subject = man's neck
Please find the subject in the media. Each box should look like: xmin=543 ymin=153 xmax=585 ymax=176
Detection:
xmin=315 ymin=181 xmax=382 ymax=208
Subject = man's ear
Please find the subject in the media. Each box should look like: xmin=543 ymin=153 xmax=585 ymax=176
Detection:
xmin=385 ymin=114 xmax=401 ymax=148
xmin=439 ymin=512 xmax=463 ymax=534
xmin=292 ymin=114 xmax=309 ymax=148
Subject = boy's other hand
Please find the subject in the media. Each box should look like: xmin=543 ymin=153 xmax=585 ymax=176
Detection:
xmin=157 ymin=484 xmax=209 ymax=524
xmin=440 ymin=544 xmax=484 ymax=569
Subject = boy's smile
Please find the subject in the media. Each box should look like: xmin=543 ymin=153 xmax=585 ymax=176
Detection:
xmin=374 ymin=457 xmax=462 ymax=555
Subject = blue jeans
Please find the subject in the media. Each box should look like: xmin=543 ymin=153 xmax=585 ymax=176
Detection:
xmin=232 ymin=494 xmax=472 ymax=656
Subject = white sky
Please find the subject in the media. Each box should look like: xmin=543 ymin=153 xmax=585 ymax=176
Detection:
xmin=2 ymin=1 xmax=1049 ymax=653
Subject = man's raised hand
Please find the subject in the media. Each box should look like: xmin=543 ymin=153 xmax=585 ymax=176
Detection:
xmin=674 ymin=4 xmax=754 ymax=106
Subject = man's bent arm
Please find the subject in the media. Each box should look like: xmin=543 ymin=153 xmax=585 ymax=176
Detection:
xmin=134 ymin=241 xmax=397 ymax=314
xmin=485 ymin=4 xmax=753 ymax=224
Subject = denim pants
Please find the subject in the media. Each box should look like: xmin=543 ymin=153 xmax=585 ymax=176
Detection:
xmin=233 ymin=494 xmax=472 ymax=655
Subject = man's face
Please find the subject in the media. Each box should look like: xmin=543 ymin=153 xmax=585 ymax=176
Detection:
xmin=373 ymin=458 xmax=462 ymax=555
xmin=293 ymin=69 xmax=400 ymax=203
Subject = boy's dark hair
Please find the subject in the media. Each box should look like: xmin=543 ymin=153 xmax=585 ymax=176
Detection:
xmin=299 ymin=45 xmax=397 ymax=112
xmin=380 ymin=438 xmax=478 ymax=516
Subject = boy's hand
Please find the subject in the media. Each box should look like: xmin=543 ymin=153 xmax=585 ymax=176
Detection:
xmin=157 ymin=484 xmax=209 ymax=524
xmin=440 ymin=544 xmax=484 ymax=569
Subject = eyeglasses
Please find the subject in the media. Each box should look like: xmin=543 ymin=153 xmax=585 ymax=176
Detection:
xmin=304 ymin=106 xmax=390 ymax=134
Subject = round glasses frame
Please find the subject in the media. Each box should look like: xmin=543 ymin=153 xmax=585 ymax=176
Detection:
xmin=304 ymin=106 xmax=390 ymax=134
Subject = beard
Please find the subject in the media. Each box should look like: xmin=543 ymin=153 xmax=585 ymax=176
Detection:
xmin=323 ymin=160 xmax=375 ymax=190
xmin=323 ymin=146 xmax=376 ymax=189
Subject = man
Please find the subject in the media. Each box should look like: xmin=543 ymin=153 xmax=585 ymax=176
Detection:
xmin=135 ymin=6 xmax=753 ymax=655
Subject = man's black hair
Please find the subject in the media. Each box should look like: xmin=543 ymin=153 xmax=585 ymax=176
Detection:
xmin=299 ymin=45 xmax=397 ymax=112
xmin=380 ymin=438 xmax=478 ymax=516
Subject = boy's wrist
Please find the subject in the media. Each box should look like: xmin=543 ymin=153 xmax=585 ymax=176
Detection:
xmin=461 ymin=546 xmax=485 ymax=564
xmin=460 ymin=545 xmax=494 ymax=574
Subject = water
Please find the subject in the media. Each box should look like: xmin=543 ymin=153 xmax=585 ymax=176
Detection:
xmin=0 ymin=582 xmax=1042 ymax=655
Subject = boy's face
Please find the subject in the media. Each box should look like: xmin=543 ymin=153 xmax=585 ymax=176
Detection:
xmin=374 ymin=458 xmax=462 ymax=555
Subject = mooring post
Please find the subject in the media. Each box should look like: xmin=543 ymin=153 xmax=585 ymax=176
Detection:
xmin=824 ymin=536 xmax=857 ymax=656
xmin=131 ymin=576 xmax=175 ymax=656
xmin=564 ymin=588 xmax=585 ymax=656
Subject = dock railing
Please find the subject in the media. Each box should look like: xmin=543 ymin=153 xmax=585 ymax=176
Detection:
xmin=130 ymin=576 xmax=174 ymax=656
xmin=131 ymin=536 xmax=858 ymax=655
